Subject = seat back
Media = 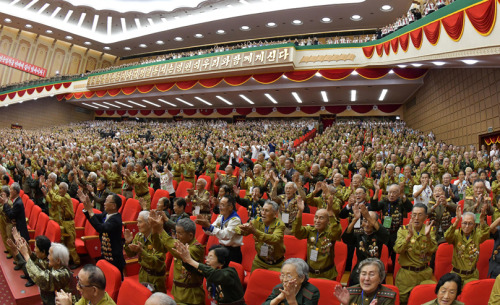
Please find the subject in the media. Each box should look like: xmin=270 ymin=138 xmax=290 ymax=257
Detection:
xmin=74 ymin=203 xmax=86 ymax=228
xmin=189 ymin=215 xmax=209 ymax=245
xmin=241 ymin=234 xmax=257 ymax=273
xmin=407 ymin=284 xmax=436 ymax=305
xmin=151 ymin=189 xmax=169 ymax=210
xmin=176 ymin=181 xmax=193 ymax=198
xmin=71 ymin=198 xmax=79 ymax=214
xmin=228 ymin=261 xmax=245 ymax=284
xmin=459 ymin=279 xmax=495 ymax=304
xmin=237 ymin=206 xmax=249 ymax=224
xmin=45 ymin=220 xmax=61 ymax=242
xmin=301 ymin=213 xmax=315 ymax=226
xmin=35 ymin=212 xmax=50 ymax=237
xmin=116 ymin=277 xmax=152 ymax=305
xmin=205 ymin=235 xmax=219 ymax=255
xmin=334 ymin=241 xmax=348 ymax=282
xmin=244 ymin=269 xmax=281 ymax=305
xmin=383 ymin=284 xmax=400 ymax=305
xmin=198 ymin=175 xmax=212 ymax=191
xmin=434 ymin=243 xmax=453 ymax=281
xmin=29 ymin=204 xmax=41 ymax=229
xmin=148 ymin=187 xmax=155 ymax=200
xmin=309 ymin=278 xmax=341 ymax=305
xmin=22 ymin=194 xmax=29 ymax=205
xmin=284 ymin=235 xmax=307 ymax=260
xmin=25 ymin=199 xmax=35 ymax=219
xmin=239 ymin=189 xmax=246 ymax=198
xmin=122 ymin=198 xmax=142 ymax=224
xmin=96 ymin=259 xmax=122 ymax=302
xmin=478 ymin=239 xmax=494 ymax=279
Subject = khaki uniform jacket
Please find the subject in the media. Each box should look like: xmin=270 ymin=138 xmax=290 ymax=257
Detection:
xmin=126 ymin=170 xmax=149 ymax=196
xmin=394 ymin=225 xmax=437 ymax=267
xmin=444 ymin=223 xmax=490 ymax=272
xmin=347 ymin=285 xmax=397 ymax=305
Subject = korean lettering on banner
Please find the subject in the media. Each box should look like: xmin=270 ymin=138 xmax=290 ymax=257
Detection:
xmin=0 ymin=52 xmax=47 ymax=77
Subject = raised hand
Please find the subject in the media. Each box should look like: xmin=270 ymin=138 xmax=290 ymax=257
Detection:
xmin=352 ymin=203 xmax=361 ymax=219
xmin=128 ymin=242 xmax=142 ymax=253
xmin=194 ymin=218 xmax=211 ymax=228
xmin=173 ymin=240 xmax=192 ymax=262
xmin=333 ymin=285 xmax=350 ymax=305
xmin=279 ymin=278 xmax=301 ymax=302
xmin=55 ymin=290 xmax=73 ymax=305
xmin=124 ymin=229 xmax=134 ymax=244
xmin=297 ymin=196 xmax=304 ymax=212
xmin=149 ymin=210 xmax=164 ymax=234
xmin=456 ymin=205 xmax=462 ymax=220
xmin=425 ymin=220 xmax=434 ymax=236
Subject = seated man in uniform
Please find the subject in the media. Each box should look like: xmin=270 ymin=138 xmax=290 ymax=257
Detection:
xmin=185 ymin=178 xmax=210 ymax=219
xmin=464 ymin=179 xmax=493 ymax=215
xmin=394 ymin=203 xmax=437 ymax=304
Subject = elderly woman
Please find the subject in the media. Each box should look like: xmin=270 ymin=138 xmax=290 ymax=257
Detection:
xmin=264 ymin=258 xmax=320 ymax=305
xmin=334 ymin=258 xmax=396 ymax=305
xmin=423 ymin=273 xmax=464 ymax=305
xmin=174 ymin=243 xmax=245 ymax=305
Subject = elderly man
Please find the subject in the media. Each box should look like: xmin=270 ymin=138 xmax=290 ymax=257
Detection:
xmin=185 ymin=178 xmax=210 ymax=219
xmin=2 ymin=183 xmax=30 ymax=244
xmin=123 ymin=161 xmax=150 ymax=210
xmin=394 ymin=203 xmax=437 ymax=304
xmin=149 ymin=215 xmax=205 ymax=305
xmin=464 ymin=180 xmax=493 ymax=215
xmin=427 ymin=184 xmax=456 ymax=244
xmin=445 ymin=205 xmax=490 ymax=284
xmin=237 ymin=200 xmax=286 ymax=271
xmin=302 ymin=164 xmax=326 ymax=193
xmin=271 ymin=172 xmax=307 ymax=234
xmin=181 ymin=153 xmax=196 ymax=185
xmin=442 ymin=173 xmax=459 ymax=204
xmin=342 ymin=201 xmax=389 ymax=285
xmin=292 ymin=195 xmax=341 ymax=280
xmin=379 ymin=164 xmax=399 ymax=197
xmin=55 ymin=264 xmax=116 ymax=305
xmin=214 ymin=165 xmax=238 ymax=190
xmin=145 ymin=293 xmax=177 ymax=305
xmin=234 ymin=185 xmax=265 ymax=221
xmin=124 ymin=210 xmax=166 ymax=292
xmin=305 ymin=181 xmax=342 ymax=216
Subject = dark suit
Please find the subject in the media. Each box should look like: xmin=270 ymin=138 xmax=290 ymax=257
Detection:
xmin=4 ymin=197 xmax=30 ymax=242
xmin=283 ymin=168 xmax=298 ymax=182
xmin=443 ymin=183 xmax=459 ymax=203
xmin=84 ymin=211 xmax=125 ymax=274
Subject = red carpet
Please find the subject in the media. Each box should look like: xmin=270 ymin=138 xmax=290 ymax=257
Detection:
xmin=0 ymin=261 xmax=16 ymax=305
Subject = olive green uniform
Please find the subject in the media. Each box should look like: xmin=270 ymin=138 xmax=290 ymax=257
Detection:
xmin=171 ymin=161 xmax=183 ymax=183
xmin=151 ymin=231 xmax=205 ymax=305
xmin=263 ymin=281 xmax=320 ymax=305
xmin=124 ymin=232 xmax=166 ymax=292
xmin=126 ymin=170 xmax=151 ymax=210
xmin=45 ymin=186 xmax=62 ymax=223
xmin=55 ymin=192 xmax=80 ymax=265
xmin=428 ymin=198 xmax=456 ymax=243
xmin=163 ymin=212 xmax=190 ymax=236
xmin=197 ymin=263 xmax=245 ymax=305
xmin=75 ymin=292 xmax=116 ymax=305
xmin=394 ymin=225 xmax=438 ymax=304
xmin=182 ymin=161 xmax=196 ymax=184
xmin=463 ymin=196 xmax=493 ymax=215
xmin=346 ymin=285 xmax=397 ymax=305
xmin=106 ymin=170 xmax=123 ymax=194
xmin=423 ymin=300 xmax=464 ymax=305
xmin=186 ymin=189 xmax=211 ymax=219
xmin=0 ymin=198 xmax=13 ymax=254
xmin=292 ymin=213 xmax=342 ymax=280
xmin=215 ymin=174 xmax=238 ymax=190
xmin=444 ymin=222 xmax=490 ymax=284
xmin=26 ymin=259 xmax=73 ymax=305
xmin=305 ymin=192 xmax=341 ymax=216
xmin=271 ymin=185 xmax=307 ymax=235
xmin=489 ymin=274 xmax=500 ymax=305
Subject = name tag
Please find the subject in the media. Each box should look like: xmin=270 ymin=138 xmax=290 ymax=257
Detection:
xmin=383 ymin=216 xmax=392 ymax=228
xmin=475 ymin=213 xmax=481 ymax=224
xmin=260 ymin=244 xmax=269 ymax=257
xmin=310 ymin=249 xmax=319 ymax=262
xmin=282 ymin=213 xmax=290 ymax=224
xmin=194 ymin=206 xmax=200 ymax=216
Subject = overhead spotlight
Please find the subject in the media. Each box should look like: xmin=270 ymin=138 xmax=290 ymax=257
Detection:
xmin=266 ymin=22 xmax=277 ymax=28
xmin=139 ymin=43 xmax=147 ymax=48
xmin=174 ymin=37 xmax=183 ymax=41
xmin=321 ymin=17 xmax=332 ymax=23
xmin=432 ymin=61 xmax=446 ymax=66
xmin=240 ymin=25 xmax=251 ymax=31
xmin=158 ymin=99 xmax=176 ymax=107
xmin=351 ymin=71 xmax=359 ymax=76
xmin=216 ymin=96 xmax=232 ymax=105
xmin=411 ymin=63 xmax=423 ymax=67
xmin=239 ymin=94 xmax=254 ymax=105
xmin=265 ymin=93 xmax=278 ymax=104
xmin=124 ymin=47 xmax=131 ymax=50
xmin=156 ymin=40 xmax=164 ymax=45
xmin=194 ymin=33 xmax=204 ymax=38
xmin=142 ymin=99 xmax=161 ymax=107
xmin=351 ymin=90 xmax=357 ymax=102
xmin=292 ymin=20 xmax=303 ymax=25
xmin=350 ymin=15 xmax=362 ymax=21
xmin=175 ymin=98 xmax=194 ymax=106
xmin=321 ymin=91 xmax=328 ymax=102
xmin=194 ymin=97 xmax=212 ymax=106
xmin=292 ymin=92 xmax=303 ymax=104
xmin=381 ymin=5 xmax=393 ymax=12
xmin=216 ymin=29 xmax=226 ymax=35
xmin=397 ymin=64 xmax=407 ymax=68
xmin=378 ymin=89 xmax=388 ymax=101
xmin=46 ymin=29 xmax=53 ymax=34
xmin=84 ymin=41 xmax=92 ymax=45
xmin=103 ymin=46 xmax=111 ymax=50
xmin=25 ymin=24 xmax=33 ymax=29
xmin=462 ymin=59 xmax=479 ymax=65
xmin=4 ymin=18 xmax=12 ymax=23
xmin=65 ymin=35 xmax=73 ymax=40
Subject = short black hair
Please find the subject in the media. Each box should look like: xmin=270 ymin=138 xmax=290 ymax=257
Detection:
xmin=421 ymin=172 xmax=430 ymax=178
xmin=110 ymin=193 xmax=122 ymax=210
xmin=209 ymin=244 xmax=230 ymax=268
xmin=222 ymin=194 xmax=236 ymax=211
xmin=35 ymin=235 xmax=51 ymax=256
xmin=173 ymin=197 xmax=186 ymax=209
xmin=82 ymin=264 xmax=106 ymax=290
xmin=435 ymin=273 xmax=462 ymax=296
xmin=413 ymin=203 xmax=428 ymax=214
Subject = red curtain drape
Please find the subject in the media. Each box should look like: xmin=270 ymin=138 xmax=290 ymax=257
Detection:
xmin=183 ymin=109 xmax=196 ymax=116
xmin=8 ymin=92 xmax=16 ymax=99
xmin=224 ymin=75 xmax=252 ymax=86
xmin=84 ymin=91 xmax=95 ymax=98
xmin=199 ymin=78 xmax=223 ymax=88
xmin=64 ymin=93 xmax=73 ymax=100
xmin=62 ymin=82 xmax=72 ymax=88
xmin=410 ymin=28 xmax=423 ymax=49
xmin=357 ymin=68 xmax=390 ymax=80
xmin=199 ymin=109 xmax=214 ymax=116
xmin=390 ymin=38 xmax=399 ymax=54
xmin=95 ymin=110 xmax=104 ymax=115
xmin=44 ymin=85 xmax=53 ymax=91
xmin=253 ymin=72 xmax=283 ymax=84
xmin=423 ymin=20 xmax=441 ymax=45
xmin=140 ymin=110 xmax=151 ymax=115
xmin=319 ymin=69 xmax=354 ymax=80
xmin=122 ymin=86 xmax=136 ymax=95
xmin=153 ymin=110 xmax=165 ymax=116
xmin=0 ymin=94 xmax=6 ymax=102
xmin=54 ymin=83 xmax=62 ymax=90
xmin=378 ymin=104 xmax=402 ymax=113
xmin=442 ymin=11 xmax=465 ymax=41
xmin=176 ymin=80 xmax=198 ymax=90
xmin=137 ymin=84 xmax=155 ymax=93
xmin=128 ymin=110 xmax=138 ymax=116
xmin=277 ymin=107 xmax=297 ymax=114
xmin=106 ymin=110 xmax=115 ymax=115
xmin=383 ymin=41 xmax=391 ymax=55
xmin=466 ymin=0 xmax=496 ymax=35
xmin=108 ymin=88 xmax=121 ymax=96
xmin=351 ymin=105 xmax=373 ymax=113
xmin=35 ymin=87 xmax=44 ymax=93
xmin=217 ymin=108 xmax=233 ymax=115
xmin=393 ymin=68 xmax=428 ymax=80
xmin=376 ymin=44 xmax=384 ymax=57
xmin=168 ymin=109 xmax=180 ymax=115
xmin=95 ymin=90 xmax=107 ymax=97
xmin=73 ymin=92 xmax=84 ymax=99
xmin=156 ymin=83 xmax=175 ymax=92
xmin=301 ymin=106 xmax=321 ymax=114
xmin=284 ymin=70 xmax=317 ymax=82
xmin=362 ymin=46 xmax=375 ymax=59
xmin=256 ymin=107 xmax=274 ymax=115
xmin=26 ymin=88 xmax=35 ymax=95
xmin=56 ymin=94 xmax=65 ymax=101
xmin=399 ymin=33 xmax=410 ymax=52
xmin=237 ymin=108 xmax=252 ymax=116
xmin=17 ymin=90 xmax=25 ymax=97
xmin=117 ymin=110 xmax=127 ymax=116
xmin=325 ymin=106 xmax=347 ymax=114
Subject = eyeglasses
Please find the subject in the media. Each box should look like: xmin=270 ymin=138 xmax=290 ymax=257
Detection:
xmin=462 ymin=222 xmax=475 ymax=226
xmin=280 ymin=274 xmax=296 ymax=281
xmin=76 ymin=276 xmax=95 ymax=289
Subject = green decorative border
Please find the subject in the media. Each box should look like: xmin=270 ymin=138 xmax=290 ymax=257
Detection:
xmin=0 ymin=77 xmax=87 ymax=95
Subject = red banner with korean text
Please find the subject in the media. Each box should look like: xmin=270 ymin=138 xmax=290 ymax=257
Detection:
xmin=0 ymin=52 xmax=47 ymax=77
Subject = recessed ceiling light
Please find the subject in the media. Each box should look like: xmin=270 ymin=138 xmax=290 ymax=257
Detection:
xmin=156 ymin=40 xmax=164 ymax=45
xmin=350 ymin=15 xmax=362 ymax=21
xmin=195 ymin=97 xmax=212 ymax=106
xmin=388 ymin=69 xmax=394 ymax=74
xmin=103 ymin=102 xmax=119 ymax=108
xmin=351 ymin=71 xmax=359 ymax=76
xmin=239 ymin=94 xmax=254 ymax=105
xmin=411 ymin=63 xmax=423 ymax=67
xmin=397 ymin=64 xmax=407 ymax=68
xmin=462 ymin=59 xmax=479 ymax=65
xmin=432 ymin=61 xmax=446 ymax=66
xmin=265 ymin=93 xmax=278 ymax=104
xmin=292 ymin=20 xmax=303 ymax=25
xmin=127 ymin=100 xmax=146 ymax=108
xmin=142 ymin=99 xmax=161 ymax=107
xmin=381 ymin=5 xmax=393 ymax=12
xmin=4 ymin=18 xmax=12 ymax=23
xmin=103 ymin=46 xmax=111 ymax=50
xmin=114 ymin=101 xmax=132 ymax=108
xmin=351 ymin=90 xmax=357 ymax=102
xmin=321 ymin=17 xmax=332 ymax=23
xmin=315 ymin=72 xmax=322 ymax=77
xmin=292 ymin=92 xmax=303 ymax=104
xmin=321 ymin=91 xmax=328 ymax=102
xmin=175 ymin=98 xmax=194 ymax=106
xmin=216 ymin=29 xmax=226 ymax=35
xmin=266 ymin=22 xmax=277 ymax=28
xmin=82 ymin=103 xmax=99 ymax=109
xmin=174 ymin=37 xmax=183 ymax=41
xmin=240 ymin=25 xmax=251 ymax=31
xmin=65 ymin=36 xmax=73 ymax=40
xmin=139 ymin=43 xmax=147 ymax=48
xmin=45 ymin=29 xmax=53 ymax=34
xmin=84 ymin=41 xmax=92 ymax=45
xmin=379 ymin=89 xmax=388 ymax=101
xmin=216 ymin=96 xmax=232 ymax=105
xmin=93 ymin=102 xmax=108 ymax=109
xmin=194 ymin=33 xmax=204 ymax=38
xmin=124 ymin=47 xmax=131 ymax=51
xmin=158 ymin=99 xmax=176 ymax=107
xmin=25 ymin=24 xmax=33 ymax=29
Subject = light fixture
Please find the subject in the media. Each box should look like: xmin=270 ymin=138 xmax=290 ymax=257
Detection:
xmin=432 ymin=61 xmax=446 ymax=66
xmin=239 ymin=94 xmax=254 ymax=105
xmin=93 ymin=102 xmax=108 ymax=109
xmin=25 ymin=24 xmax=33 ymax=29
xmin=124 ymin=47 xmax=131 ymax=51
xmin=292 ymin=19 xmax=303 ymax=25
xmin=103 ymin=102 xmax=120 ymax=108
xmin=282 ymin=75 xmax=288 ymax=79
xmin=216 ymin=29 xmax=226 ymax=35
xmin=84 ymin=41 xmax=92 ymax=45
xmin=46 ymin=29 xmax=53 ymax=34
xmin=103 ymin=46 xmax=111 ymax=50
xmin=350 ymin=15 xmax=362 ymax=21
xmin=156 ymin=40 xmax=164 ymax=45
xmin=194 ymin=33 xmax=204 ymax=38
xmin=127 ymin=100 xmax=146 ymax=108
xmin=65 ymin=36 xmax=73 ymax=40
xmin=266 ymin=22 xmax=277 ymax=28
xmin=142 ymin=99 xmax=161 ymax=107
xmin=139 ymin=43 xmax=147 ymax=48
xmin=381 ymin=5 xmax=393 ymax=12
xmin=388 ymin=69 xmax=395 ymax=74
xmin=462 ymin=59 xmax=479 ymax=65
xmin=175 ymin=98 xmax=194 ymax=106
xmin=397 ymin=64 xmax=407 ymax=68
xmin=321 ymin=17 xmax=332 ymax=23
xmin=82 ymin=103 xmax=99 ymax=109
xmin=411 ymin=63 xmax=423 ymax=67
xmin=351 ymin=70 xmax=359 ymax=76
xmin=216 ymin=96 xmax=232 ymax=105
xmin=265 ymin=93 xmax=278 ymax=104
xmin=315 ymin=72 xmax=322 ymax=77
xmin=292 ymin=92 xmax=303 ymax=104
xmin=114 ymin=101 xmax=132 ymax=108
xmin=158 ymin=99 xmax=176 ymax=107
xmin=321 ymin=91 xmax=328 ymax=102
xmin=240 ymin=25 xmax=251 ymax=31
xmin=378 ymin=89 xmax=388 ymax=101
xmin=4 ymin=18 xmax=12 ymax=23
xmin=351 ymin=90 xmax=357 ymax=102
xmin=174 ymin=37 xmax=183 ymax=41
xmin=195 ymin=97 xmax=212 ymax=106
xmin=106 ymin=16 xmax=112 ymax=35
xmin=396 ymin=116 xmax=400 ymax=120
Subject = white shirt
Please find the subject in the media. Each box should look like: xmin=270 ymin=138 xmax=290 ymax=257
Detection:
xmin=413 ymin=185 xmax=433 ymax=205
xmin=205 ymin=213 xmax=243 ymax=247
xmin=155 ymin=170 xmax=175 ymax=194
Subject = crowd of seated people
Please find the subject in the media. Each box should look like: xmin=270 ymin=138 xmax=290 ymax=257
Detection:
xmin=1 ymin=117 xmax=500 ymax=304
